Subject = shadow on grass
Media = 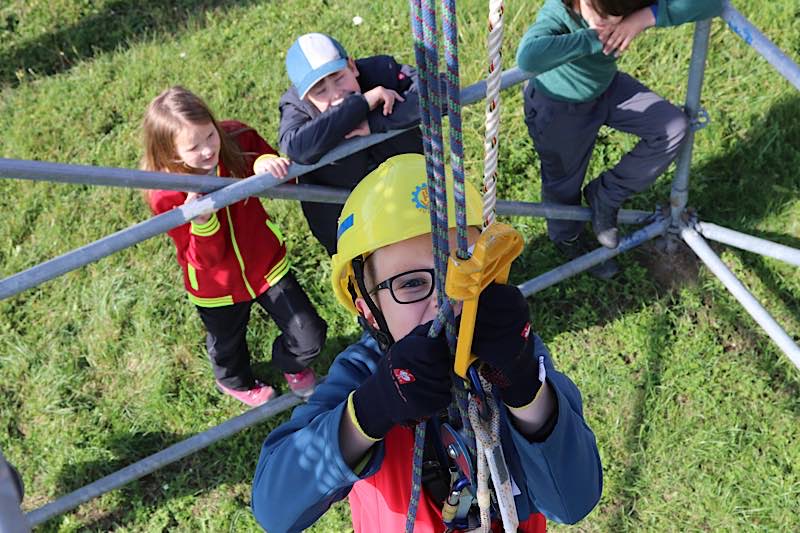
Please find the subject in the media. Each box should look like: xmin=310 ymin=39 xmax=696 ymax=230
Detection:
xmin=690 ymin=96 xmax=800 ymax=229
xmin=507 ymin=94 xmax=800 ymax=528
xmin=43 ymin=331 xmax=361 ymax=531
xmin=510 ymin=230 xmax=665 ymax=344
xmin=605 ymin=310 xmax=671 ymax=530
xmin=689 ymin=94 xmax=800 ymax=401
xmin=46 ymin=428 xmax=263 ymax=531
xmin=609 ymin=96 xmax=800 ymax=527
xmin=0 ymin=0 xmax=260 ymax=86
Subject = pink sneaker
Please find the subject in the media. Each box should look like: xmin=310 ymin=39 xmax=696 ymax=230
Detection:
xmin=216 ymin=380 xmax=275 ymax=407
xmin=284 ymin=368 xmax=317 ymax=398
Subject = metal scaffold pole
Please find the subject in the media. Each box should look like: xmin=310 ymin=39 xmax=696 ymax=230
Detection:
xmin=681 ymin=227 xmax=800 ymax=370
xmin=669 ymin=18 xmax=712 ymax=225
xmin=26 ymin=392 xmax=302 ymax=527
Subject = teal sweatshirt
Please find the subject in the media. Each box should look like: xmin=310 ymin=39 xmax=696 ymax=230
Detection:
xmin=516 ymin=0 xmax=723 ymax=103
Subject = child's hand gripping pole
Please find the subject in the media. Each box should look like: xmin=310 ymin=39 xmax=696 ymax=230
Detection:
xmin=445 ymin=222 xmax=525 ymax=382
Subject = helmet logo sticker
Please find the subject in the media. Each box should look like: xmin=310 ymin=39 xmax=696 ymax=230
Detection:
xmin=411 ymin=183 xmax=429 ymax=211
xmin=337 ymin=213 xmax=354 ymax=241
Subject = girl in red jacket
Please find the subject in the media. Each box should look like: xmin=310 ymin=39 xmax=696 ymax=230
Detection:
xmin=141 ymin=86 xmax=327 ymax=406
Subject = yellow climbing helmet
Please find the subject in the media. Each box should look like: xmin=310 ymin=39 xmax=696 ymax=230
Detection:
xmin=331 ymin=153 xmax=483 ymax=315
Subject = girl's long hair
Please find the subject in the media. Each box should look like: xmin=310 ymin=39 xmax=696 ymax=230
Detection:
xmin=140 ymin=86 xmax=248 ymax=179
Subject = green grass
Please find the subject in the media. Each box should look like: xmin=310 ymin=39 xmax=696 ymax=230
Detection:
xmin=1 ymin=0 xmax=799 ymax=531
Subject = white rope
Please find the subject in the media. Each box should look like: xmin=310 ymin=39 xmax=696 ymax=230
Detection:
xmin=463 ymin=2 xmax=515 ymax=530
xmin=482 ymin=0 xmax=504 ymax=226
xmin=468 ymin=375 xmax=519 ymax=533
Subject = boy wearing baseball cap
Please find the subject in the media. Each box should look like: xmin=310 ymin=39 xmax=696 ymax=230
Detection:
xmin=279 ymin=32 xmax=423 ymax=255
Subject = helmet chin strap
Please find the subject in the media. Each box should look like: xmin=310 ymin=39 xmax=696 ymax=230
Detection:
xmin=351 ymin=257 xmax=395 ymax=352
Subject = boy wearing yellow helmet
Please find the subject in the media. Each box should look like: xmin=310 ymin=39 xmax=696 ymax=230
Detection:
xmin=252 ymin=154 xmax=602 ymax=532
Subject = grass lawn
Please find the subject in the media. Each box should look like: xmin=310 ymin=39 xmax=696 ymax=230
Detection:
xmin=1 ymin=0 xmax=799 ymax=531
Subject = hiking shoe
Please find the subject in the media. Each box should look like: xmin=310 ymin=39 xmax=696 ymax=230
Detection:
xmin=284 ymin=368 xmax=317 ymax=398
xmin=216 ymin=379 xmax=275 ymax=407
xmin=554 ymin=234 xmax=620 ymax=280
xmin=583 ymin=181 xmax=620 ymax=249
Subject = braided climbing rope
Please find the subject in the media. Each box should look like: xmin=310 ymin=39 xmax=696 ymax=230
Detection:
xmin=483 ymin=0 xmax=504 ymax=226
xmin=469 ymin=377 xmax=519 ymax=533
xmin=406 ymin=0 xmax=511 ymax=530
xmin=407 ymin=0 xmax=455 ymax=530
xmin=441 ymin=0 xmax=470 ymax=257
xmin=468 ymin=5 xmax=519 ymax=529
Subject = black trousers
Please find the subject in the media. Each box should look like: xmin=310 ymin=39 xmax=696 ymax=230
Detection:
xmin=196 ymin=272 xmax=327 ymax=390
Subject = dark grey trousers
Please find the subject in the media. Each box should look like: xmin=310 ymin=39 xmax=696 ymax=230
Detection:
xmin=524 ymin=71 xmax=689 ymax=242
xmin=196 ymin=272 xmax=327 ymax=390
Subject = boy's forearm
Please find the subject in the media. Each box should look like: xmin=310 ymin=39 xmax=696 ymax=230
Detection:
xmin=508 ymin=369 xmax=603 ymax=524
xmin=516 ymin=28 xmax=602 ymax=74
xmin=339 ymin=400 xmax=379 ymax=469
xmin=279 ymin=94 xmax=370 ymax=164
xmin=506 ymin=380 xmax=557 ymax=438
xmin=366 ymin=93 xmax=420 ymax=133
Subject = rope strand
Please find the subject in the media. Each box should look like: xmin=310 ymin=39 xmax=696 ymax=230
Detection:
xmin=483 ymin=0 xmax=504 ymax=226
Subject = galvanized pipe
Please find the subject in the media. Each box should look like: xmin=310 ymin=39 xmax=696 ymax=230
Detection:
xmin=669 ymin=19 xmax=712 ymax=222
xmin=681 ymin=226 xmax=800 ymax=370
xmin=0 ymin=67 xmax=536 ymax=301
xmin=0 ymin=452 xmax=29 ymax=533
xmin=26 ymin=392 xmax=302 ymax=527
xmin=721 ymin=1 xmax=800 ymax=91
xmin=517 ymin=217 xmax=670 ymax=297
xmin=0 ymin=67 xmax=535 ymax=190
xmin=0 ymin=171 xmax=288 ymax=300
xmin=0 ymin=159 xmax=653 ymax=223
xmin=496 ymin=200 xmax=652 ymax=224
xmin=697 ymin=222 xmax=800 ymax=267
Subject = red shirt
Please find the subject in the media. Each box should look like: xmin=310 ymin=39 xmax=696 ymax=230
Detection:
xmin=349 ymin=426 xmax=547 ymax=533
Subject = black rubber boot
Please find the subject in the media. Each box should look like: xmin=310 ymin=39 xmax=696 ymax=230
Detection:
xmin=583 ymin=180 xmax=620 ymax=249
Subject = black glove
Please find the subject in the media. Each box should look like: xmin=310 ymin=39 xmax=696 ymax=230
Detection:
xmin=352 ymin=323 xmax=453 ymax=439
xmin=472 ymin=283 xmax=540 ymax=408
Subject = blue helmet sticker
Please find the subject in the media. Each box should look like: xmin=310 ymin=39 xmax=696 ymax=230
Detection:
xmin=337 ymin=213 xmax=354 ymax=241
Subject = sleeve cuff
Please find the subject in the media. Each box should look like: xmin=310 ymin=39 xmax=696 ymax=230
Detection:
xmin=352 ymin=448 xmax=375 ymax=475
xmin=650 ymin=4 xmax=658 ymax=20
xmin=584 ymin=29 xmax=604 ymax=55
xmin=190 ymin=212 xmax=220 ymax=236
xmin=347 ymin=391 xmax=382 ymax=443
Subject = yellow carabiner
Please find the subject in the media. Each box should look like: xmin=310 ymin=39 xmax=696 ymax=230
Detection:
xmin=445 ymin=222 xmax=525 ymax=379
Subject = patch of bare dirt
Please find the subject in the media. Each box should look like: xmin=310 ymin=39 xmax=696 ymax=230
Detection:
xmin=633 ymin=237 xmax=701 ymax=292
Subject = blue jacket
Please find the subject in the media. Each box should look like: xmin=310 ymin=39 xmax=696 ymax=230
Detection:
xmin=252 ymin=333 xmax=603 ymax=532
xmin=277 ymin=55 xmax=423 ymax=254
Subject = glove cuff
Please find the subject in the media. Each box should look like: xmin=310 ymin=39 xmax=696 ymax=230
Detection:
xmin=493 ymin=343 xmax=543 ymax=408
xmin=352 ymin=376 xmax=393 ymax=440
xmin=347 ymin=392 xmax=382 ymax=442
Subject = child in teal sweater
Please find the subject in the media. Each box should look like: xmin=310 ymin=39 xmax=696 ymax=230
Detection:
xmin=516 ymin=0 xmax=722 ymax=278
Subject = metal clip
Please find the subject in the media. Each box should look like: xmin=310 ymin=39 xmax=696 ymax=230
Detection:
xmin=690 ymin=107 xmax=710 ymax=131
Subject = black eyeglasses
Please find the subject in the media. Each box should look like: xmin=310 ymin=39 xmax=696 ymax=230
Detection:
xmin=369 ymin=268 xmax=436 ymax=305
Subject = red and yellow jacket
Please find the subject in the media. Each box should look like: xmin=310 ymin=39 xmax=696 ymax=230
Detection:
xmin=147 ymin=120 xmax=290 ymax=308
